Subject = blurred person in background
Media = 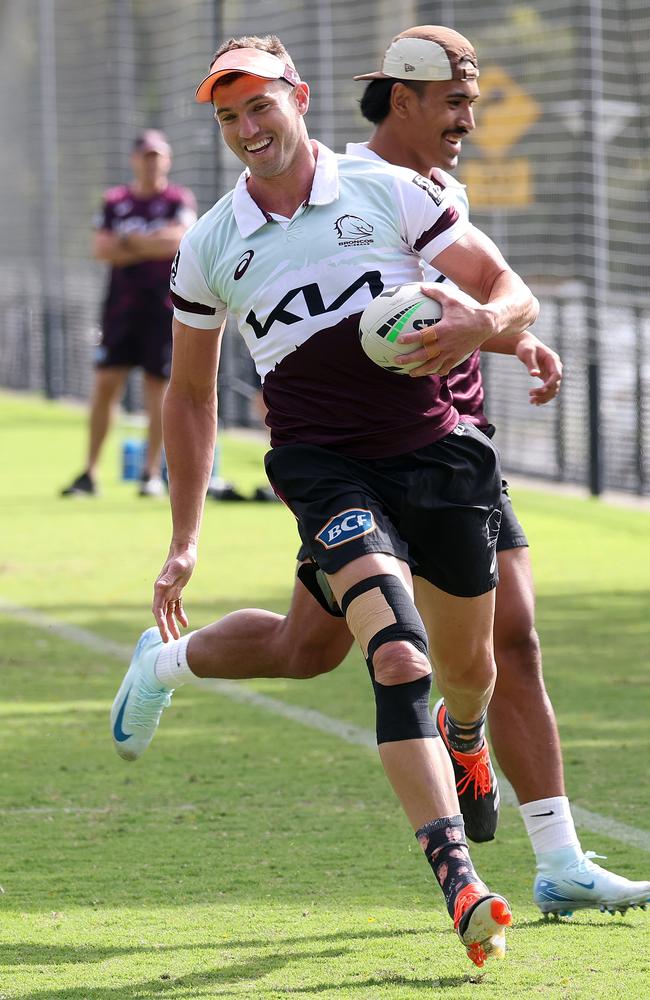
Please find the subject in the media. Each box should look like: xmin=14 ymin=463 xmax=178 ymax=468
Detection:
xmin=61 ymin=129 xmax=197 ymax=498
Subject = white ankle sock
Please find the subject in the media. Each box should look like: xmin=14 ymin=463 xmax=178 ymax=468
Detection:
xmin=154 ymin=633 xmax=195 ymax=687
xmin=520 ymin=796 xmax=581 ymax=858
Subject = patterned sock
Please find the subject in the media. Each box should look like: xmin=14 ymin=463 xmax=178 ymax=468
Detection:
xmin=416 ymin=814 xmax=484 ymax=918
xmin=444 ymin=707 xmax=487 ymax=754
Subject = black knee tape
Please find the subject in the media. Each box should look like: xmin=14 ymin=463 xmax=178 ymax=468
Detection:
xmin=372 ymin=670 xmax=437 ymax=743
xmin=340 ymin=575 xmax=435 ymax=744
xmin=340 ymin=574 xmax=428 ymax=664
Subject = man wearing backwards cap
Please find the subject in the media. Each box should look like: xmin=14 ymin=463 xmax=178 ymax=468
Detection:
xmin=61 ymin=129 xmax=197 ymax=498
xmin=111 ymin=31 xmax=541 ymax=965
xmin=349 ymin=24 xmax=650 ymax=919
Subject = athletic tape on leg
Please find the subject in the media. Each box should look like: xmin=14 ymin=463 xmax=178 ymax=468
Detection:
xmin=340 ymin=575 xmax=436 ymax=744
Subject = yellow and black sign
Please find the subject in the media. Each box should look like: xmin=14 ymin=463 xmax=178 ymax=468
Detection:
xmin=463 ymin=65 xmax=540 ymax=209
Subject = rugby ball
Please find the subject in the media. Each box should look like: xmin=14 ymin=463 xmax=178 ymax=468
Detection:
xmin=359 ymin=283 xmax=442 ymax=374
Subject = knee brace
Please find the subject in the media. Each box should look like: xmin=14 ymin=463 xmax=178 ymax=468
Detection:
xmin=340 ymin=575 xmax=437 ymax=744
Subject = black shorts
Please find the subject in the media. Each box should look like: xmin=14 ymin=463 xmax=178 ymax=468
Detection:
xmin=498 ymin=480 xmax=528 ymax=552
xmin=266 ymin=421 xmax=502 ymax=599
xmin=95 ymin=301 xmax=173 ymax=379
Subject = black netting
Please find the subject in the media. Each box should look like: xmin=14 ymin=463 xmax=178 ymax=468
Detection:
xmin=1 ymin=0 xmax=648 ymax=492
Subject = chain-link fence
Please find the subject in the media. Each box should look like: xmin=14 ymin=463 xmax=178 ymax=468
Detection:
xmin=1 ymin=0 xmax=648 ymax=494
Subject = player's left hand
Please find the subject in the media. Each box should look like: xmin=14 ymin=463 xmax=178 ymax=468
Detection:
xmin=395 ymin=284 xmax=491 ymax=377
xmin=515 ymin=333 xmax=563 ymax=405
xmin=152 ymin=545 xmax=195 ymax=642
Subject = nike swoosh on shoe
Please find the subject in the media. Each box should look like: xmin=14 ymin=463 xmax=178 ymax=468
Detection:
xmin=112 ymin=689 xmax=133 ymax=742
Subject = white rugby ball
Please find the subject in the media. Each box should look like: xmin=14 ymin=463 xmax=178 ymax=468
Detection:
xmin=359 ymin=283 xmax=442 ymax=374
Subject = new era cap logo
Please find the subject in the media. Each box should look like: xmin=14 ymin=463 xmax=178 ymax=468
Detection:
xmin=404 ymin=62 xmax=415 ymax=72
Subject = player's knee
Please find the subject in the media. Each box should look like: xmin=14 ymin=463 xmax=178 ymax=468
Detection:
xmin=372 ymin=640 xmax=431 ymax=686
xmin=340 ymin=572 xmax=428 ymax=665
xmin=340 ymin=574 xmax=435 ymax=743
xmin=494 ymin=624 xmax=542 ymax=684
xmin=436 ymin=647 xmax=496 ymax=697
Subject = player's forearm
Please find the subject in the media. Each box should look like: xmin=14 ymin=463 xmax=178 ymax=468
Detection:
xmin=478 ymin=271 xmax=539 ymax=343
xmin=93 ymin=238 xmax=145 ymax=267
xmin=481 ymin=328 xmax=535 ymax=356
xmin=163 ymin=384 xmax=217 ymax=550
xmin=123 ymin=227 xmax=186 ymax=260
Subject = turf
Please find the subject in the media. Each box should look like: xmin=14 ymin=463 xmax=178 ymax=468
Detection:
xmin=1 ymin=390 xmax=650 ymax=999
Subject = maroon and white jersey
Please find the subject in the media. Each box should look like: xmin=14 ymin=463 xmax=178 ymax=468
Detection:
xmin=171 ymin=142 xmax=469 ymax=459
xmin=96 ymin=184 xmax=197 ymax=316
xmin=346 ymin=144 xmax=487 ymax=430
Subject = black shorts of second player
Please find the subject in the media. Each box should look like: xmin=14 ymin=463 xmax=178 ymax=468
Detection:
xmin=497 ymin=480 xmax=529 ymax=552
xmin=95 ymin=302 xmax=173 ymax=379
xmin=265 ymin=421 xmax=503 ymax=599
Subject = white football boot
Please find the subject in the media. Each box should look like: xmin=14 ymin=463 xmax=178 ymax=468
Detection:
xmin=110 ymin=627 xmax=173 ymax=761
xmin=534 ymin=851 xmax=650 ymax=917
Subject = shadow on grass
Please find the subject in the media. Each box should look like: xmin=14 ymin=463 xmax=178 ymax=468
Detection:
xmin=5 ymin=930 xmax=472 ymax=1000
xmin=1 ymin=926 xmax=425 ymax=965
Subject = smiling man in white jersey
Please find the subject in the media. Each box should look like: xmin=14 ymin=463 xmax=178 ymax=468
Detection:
xmin=110 ymin=30 xmax=542 ymax=966
xmin=109 ymin=30 xmax=650 ymax=928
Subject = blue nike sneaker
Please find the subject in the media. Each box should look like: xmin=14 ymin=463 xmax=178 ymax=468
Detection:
xmin=110 ymin=627 xmax=173 ymax=761
xmin=534 ymin=851 xmax=650 ymax=917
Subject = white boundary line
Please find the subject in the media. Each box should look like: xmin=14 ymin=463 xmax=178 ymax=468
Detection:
xmin=2 ymin=598 xmax=650 ymax=853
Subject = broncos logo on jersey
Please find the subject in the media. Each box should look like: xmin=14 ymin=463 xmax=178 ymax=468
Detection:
xmin=334 ymin=215 xmax=375 ymax=246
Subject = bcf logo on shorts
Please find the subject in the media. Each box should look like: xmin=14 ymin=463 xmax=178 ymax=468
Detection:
xmin=316 ymin=508 xmax=375 ymax=549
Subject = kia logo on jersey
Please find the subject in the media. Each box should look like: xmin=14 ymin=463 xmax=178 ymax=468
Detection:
xmin=234 ymin=249 xmax=254 ymax=280
xmin=316 ymin=508 xmax=376 ymax=549
xmin=246 ymin=270 xmax=383 ymax=340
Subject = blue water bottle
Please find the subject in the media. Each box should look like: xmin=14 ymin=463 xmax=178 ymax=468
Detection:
xmin=122 ymin=439 xmax=145 ymax=481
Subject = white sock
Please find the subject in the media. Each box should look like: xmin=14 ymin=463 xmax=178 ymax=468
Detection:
xmin=154 ymin=633 xmax=196 ymax=687
xmin=520 ymin=796 xmax=581 ymax=859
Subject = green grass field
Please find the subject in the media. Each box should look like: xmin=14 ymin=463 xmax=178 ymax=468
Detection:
xmin=1 ymin=390 xmax=650 ymax=1000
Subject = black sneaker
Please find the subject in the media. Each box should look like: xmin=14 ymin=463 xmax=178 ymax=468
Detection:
xmin=60 ymin=472 xmax=97 ymax=497
xmin=206 ymin=478 xmax=247 ymax=501
xmin=252 ymin=485 xmax=279 ymax=502
xmin=434 ymin=698 xmax=500 ymax=843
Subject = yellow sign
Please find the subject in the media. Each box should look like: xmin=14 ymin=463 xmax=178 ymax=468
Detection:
xmin=463 ymin=158 xmax=533 ymax=208
xmin=470 ymin=65 xmax=540 ymax=158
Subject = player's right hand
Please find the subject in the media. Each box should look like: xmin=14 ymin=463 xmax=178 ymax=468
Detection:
xmin=152 ymin=545 xmax=197 ymax=642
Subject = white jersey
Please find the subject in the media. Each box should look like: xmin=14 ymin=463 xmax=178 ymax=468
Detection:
xmin=345 ymin=142 xmax=487 ymax=430
xmin=171 ymin=141 xmax=468 ymax=458
xmin=345 ymin=142 xmax=470 ymax=287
